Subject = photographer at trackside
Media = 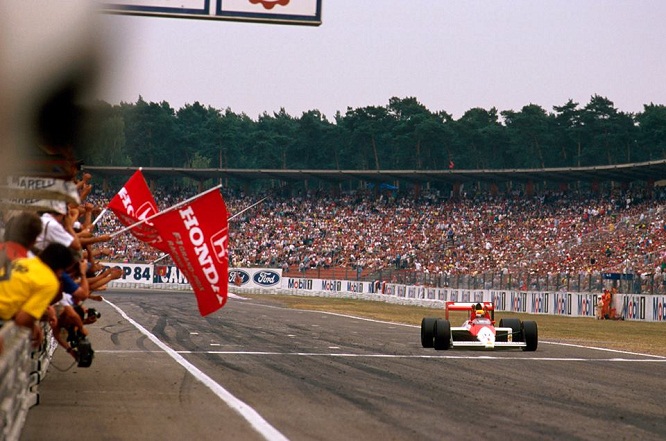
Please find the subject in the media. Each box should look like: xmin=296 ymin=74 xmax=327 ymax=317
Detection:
xmin=50 ymin=256 xmax=95 ymax=363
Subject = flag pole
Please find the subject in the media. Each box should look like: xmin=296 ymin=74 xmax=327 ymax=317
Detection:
xmin=153 ymin=253 xmax=170 ymax=264
xmin=149 ymin=196 xmax=267 ymax=263
xmin=109 ymin=184 xmax=222 ymax=239
xmin=92 ymin=208 xmax=108 ymax=226
xmin=228 ymin=197 xmax=268 ymax=222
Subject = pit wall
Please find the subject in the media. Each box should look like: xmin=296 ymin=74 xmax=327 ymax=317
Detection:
xmin=103 ymin=263 xmax=666 ymax=322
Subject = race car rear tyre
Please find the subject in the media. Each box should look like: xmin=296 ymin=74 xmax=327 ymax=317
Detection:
xmin=433 ymin=319 xmax=451 ymax=350
xmin=499 ymin=318 xmax=522 ymax=342
xmin=522 ymin=320 xmax=538 ymax=351
xmin=421 ymin=317 xmax=437 ymax=348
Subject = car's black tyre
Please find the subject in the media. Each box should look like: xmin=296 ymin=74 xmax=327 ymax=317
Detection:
xmin=421 ymin=317 xmax=437 ymax=348
xmin=433 ymin=319 xmax=451 ymax=350
xmin=499 ymin=318 xmax=522 ymax=342
xmin=522 ymin=320 xmax=538 ymax=351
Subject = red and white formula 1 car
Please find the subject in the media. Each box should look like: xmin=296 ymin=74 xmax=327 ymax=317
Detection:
xmin=421 ymin=302 xmax=538 ymax=351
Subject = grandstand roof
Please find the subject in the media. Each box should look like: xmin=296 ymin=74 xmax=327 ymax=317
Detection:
xmin=83 ymin=159 xmax=666 ymax=185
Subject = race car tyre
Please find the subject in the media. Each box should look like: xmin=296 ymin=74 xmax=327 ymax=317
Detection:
xmin=421 ymin=317 xmax=437 ymax=348
xmin=521 ymin=320 xmax=538 ymax=351
xmin=498 ymin=318 xmax=522 ymax=342
xmin=433 ymin=319 xmax=451 ymax=350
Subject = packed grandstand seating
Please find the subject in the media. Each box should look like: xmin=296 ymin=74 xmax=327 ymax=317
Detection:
xmin=88 ymin=181 xmax=666 ymax=294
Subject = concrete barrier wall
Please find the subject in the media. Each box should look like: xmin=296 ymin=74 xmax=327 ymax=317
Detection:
xmin=0 ymin=322 xmax=55 ymax=441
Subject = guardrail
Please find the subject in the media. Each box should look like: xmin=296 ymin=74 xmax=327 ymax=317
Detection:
xmin=0 ymin=322 xmax=56 ymax=441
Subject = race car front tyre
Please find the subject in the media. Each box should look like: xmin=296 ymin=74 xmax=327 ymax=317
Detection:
xmin=433 ymin=319 xmax=451 ymax=350
xmin=499 ymin=318 xmax=522 ymax=342
xmin=521 ymin=320 xmax=538 ymax=351
xmin=421 ymin=317 xmax=437 ymax=348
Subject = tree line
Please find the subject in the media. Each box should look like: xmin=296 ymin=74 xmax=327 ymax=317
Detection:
xmin=81 ymin=94 xmax=666 ymax=181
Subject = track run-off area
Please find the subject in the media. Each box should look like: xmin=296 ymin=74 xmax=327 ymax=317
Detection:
xmin=21 ymin=289 xmax=666 ymax=441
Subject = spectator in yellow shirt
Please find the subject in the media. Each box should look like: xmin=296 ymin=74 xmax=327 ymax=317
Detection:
xmin=0 ymin=243 xmax=76 ymax=346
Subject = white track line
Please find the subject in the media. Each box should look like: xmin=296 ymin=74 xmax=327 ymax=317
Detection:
xmin=541 ymin=340 xmax=666 ymax=359
xmin=104 ymin=299 xmax=289 ymax=441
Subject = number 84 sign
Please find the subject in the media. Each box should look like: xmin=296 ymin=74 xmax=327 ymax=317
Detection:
xmin=104 ymin=263 xmax=154 ymax=286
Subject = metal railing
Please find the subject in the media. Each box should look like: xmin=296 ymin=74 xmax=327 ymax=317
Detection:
xmin=283 ymin=266 xmax=663 ymax=295
xmin=380 ymin=269 xmax=664 ymax=294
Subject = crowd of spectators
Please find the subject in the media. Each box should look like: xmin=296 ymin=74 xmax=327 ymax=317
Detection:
xmin=88 ymin=182 xmax=666 ymax=287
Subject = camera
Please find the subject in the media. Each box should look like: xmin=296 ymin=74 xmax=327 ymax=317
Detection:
xmin=66 ymin=306 xmax=98 ymax=367
xmin=74 ymin=305 xmax=101 ymax=324
xmin=66 ymin=329 xmax=94 ymax=368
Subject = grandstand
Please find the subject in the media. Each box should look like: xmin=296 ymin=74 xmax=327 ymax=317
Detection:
xmin=86 ymin=161 xmax=666 ymax=296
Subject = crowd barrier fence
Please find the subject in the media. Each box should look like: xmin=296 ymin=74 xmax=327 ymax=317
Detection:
xmin=297 ymin=266 xmax=666 ymax=296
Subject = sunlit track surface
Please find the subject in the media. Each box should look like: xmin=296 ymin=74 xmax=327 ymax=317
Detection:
xmin=22 ymin=289 xmax=666 ymax=441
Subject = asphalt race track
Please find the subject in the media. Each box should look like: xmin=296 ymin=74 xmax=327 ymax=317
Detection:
xmin=21 ymin=289 xmax=666 ymax=441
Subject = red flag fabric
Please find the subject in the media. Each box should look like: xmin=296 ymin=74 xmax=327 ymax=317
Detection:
xmin=151 ymin=190 xmax=229 ymax=316
xmin=107 ymin=170 xmax=169 ymax=253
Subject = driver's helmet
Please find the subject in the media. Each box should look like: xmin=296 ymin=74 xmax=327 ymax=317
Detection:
xmin=474 ymin=303 xmax=484 ymax=318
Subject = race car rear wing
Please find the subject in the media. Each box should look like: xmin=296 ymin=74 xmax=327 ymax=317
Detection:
xmin=445 ymin=301 xmax=495 ymax=321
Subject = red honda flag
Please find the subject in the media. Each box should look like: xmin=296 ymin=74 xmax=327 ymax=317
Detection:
xmin=107 ymin=170 xmax=169 ymax=253
xmin=151 ymin=189 xmax=229 ymax=316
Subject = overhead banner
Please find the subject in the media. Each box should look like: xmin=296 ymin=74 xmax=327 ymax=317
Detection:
xmin=102 ymin=0 xmax=322 ymax=26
